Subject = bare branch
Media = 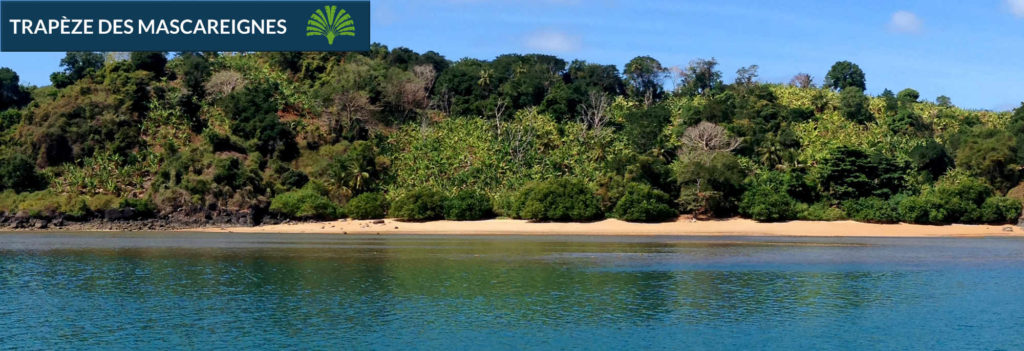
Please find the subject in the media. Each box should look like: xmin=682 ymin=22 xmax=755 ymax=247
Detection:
xmin=680 ymin=121 xmax=742 ymax=153
xmin=578 ymin=90 xmax=610 ymax=133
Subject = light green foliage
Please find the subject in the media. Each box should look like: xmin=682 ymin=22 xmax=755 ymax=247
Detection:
xmin=346 ymin=192 xmax=388 ymax=219
xmin=798 ymin=203 xmax=847 ymax=221
xmin=387 ymin=109 xmax=606 ymax=198
xmin=269 ymin=183 xmax=343 ymax=219
xmin=390 ymin=188 xmax=447 ymax=221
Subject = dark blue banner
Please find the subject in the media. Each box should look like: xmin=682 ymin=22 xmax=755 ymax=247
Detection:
xmin=1 ymin=1 xmax=370 ymax=51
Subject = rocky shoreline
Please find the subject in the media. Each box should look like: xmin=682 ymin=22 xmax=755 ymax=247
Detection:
xmin=0 ymin=207 xmax=281 ymax=231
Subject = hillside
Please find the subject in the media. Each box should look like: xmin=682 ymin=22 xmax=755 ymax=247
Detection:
xmin=0 ymin=47 xmax=1021 ymax=229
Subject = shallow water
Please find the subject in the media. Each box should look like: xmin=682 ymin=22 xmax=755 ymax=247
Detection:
xmin=1 ymin=233 xmax=1023 ymax=350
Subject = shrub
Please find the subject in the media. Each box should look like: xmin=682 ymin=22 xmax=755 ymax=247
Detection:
xmin=739 ymin=187 xmax=797 ymax=222
xmin=86 ymin=194 xmax=120 ymax=212
xmin=444 ymin=189 xmax=494 ymax=221
xmin=119 ymin=198 xmax=157 ymax=218
xmin=269 ymin=184 xmax=342 ymax=219
xmin=390 ymin=188 xmax=447 ymax=221
xmin=15 ymin=191 xmax=86 ymax=218
xmin=0 ymin=153 xmax=46 ymax=193
xmin=978 ymin=197 xmax=1022 ymax=224
xmin=0 ymin=190 xmax=22 ymax=213
xmin=492 ymin=190 xmax=525 ymax=219
xmin=612 ymin=183 xmax=677 ymax=223
xmin=798 ymin=202 xmax=847 ymax=221
xmin=895 ymin=176 xmax=1001 ymax=224
xmin=280 ymin=169 xmax=309 ymax=189
xmin=519 ymin=178 xmax=602 ymax=222
xmin=739 ymin=173 xmax=800 ymax=222
xmin=346 ymin=192 xmax=388 ymax=220
xmin=843 ymin=197 xmax=900 ymax=224
xmin=213 ymin=156 xmax=251 ymax=189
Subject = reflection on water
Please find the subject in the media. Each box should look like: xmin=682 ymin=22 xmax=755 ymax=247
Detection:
xmin=1 ymin=233 xmax=1023 ymax=350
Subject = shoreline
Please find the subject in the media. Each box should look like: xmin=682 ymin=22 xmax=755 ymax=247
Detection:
xmin=190 ymin=218 xmax=1022 ymax=238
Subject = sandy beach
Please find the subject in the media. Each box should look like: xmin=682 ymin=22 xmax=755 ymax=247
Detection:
xmin=193 ymin=218 xmax=1023 ymax=237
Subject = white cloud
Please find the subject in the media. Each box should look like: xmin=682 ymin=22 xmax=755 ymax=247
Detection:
xmin=522 ymin=30 xmax=581 ymax=52
xmin=1009 ymin=0 xmax=1024 ymax=17
xmin=888 ymin=11 xmax=922 ymax=34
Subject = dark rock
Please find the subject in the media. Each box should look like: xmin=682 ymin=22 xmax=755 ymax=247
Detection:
xmin=372 ymin=219 xmax=385 ymax=225
xmin=30 ymin=218 xmax=48 ymax=229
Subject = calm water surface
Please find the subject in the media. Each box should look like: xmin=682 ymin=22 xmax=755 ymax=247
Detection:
xmin=1 ymin=233 xmax=1024 ymax=350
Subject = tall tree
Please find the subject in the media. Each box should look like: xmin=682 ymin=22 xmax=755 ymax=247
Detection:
xmin=129 ymin=52 xmax=168 ymax=77
xmin=623 ymin=56 xmax=666 ymax=106
xmin=50 ymin=52 xmax=105 ymax=88
xmin=678 ymin=58 xmax=723 ymax=97
xmin=788 ymin=73 xmax=814 ymax=88
xmin=824 ymin=60 xmax=866 ymax=91
xmin=0 ymin=68 xmax=29 ymax=110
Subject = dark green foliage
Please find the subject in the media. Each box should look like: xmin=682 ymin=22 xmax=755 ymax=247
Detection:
xmin=739 ymin=171 xmax=802 ymax=222
xmin=269 ymin=184 xmax=343 ymax=219
xmin=176 ymin=52 xmax=212 ymax=126
xmin=0 ymin=109 xmax=20 ymax=132
xmin=624 ymin=56 xmax=666 ymax=102
xmin=824 ymin=61 xmax=866 ymax=91
xmin=839 ymin=87 xmax=872 ymax=124
xmin=621 ymin=105 xmax=671 ymax=153
xmin=897 ymin=88 xmax=920 ymax=104
xmin=0 ymin=153 xmax=46 ymax=193
xmin=1006 ymin=103 xmax=1024 ymax=165
xmin=280 ymin=169 xmax=309 ymax=189
xmin=887 ymin=109 xmax=929 ymax=136
xmin=444 ymin=189 xmax=494 ymax=221
xmin=212 ymin=157 xmax=256 ymax=190
xmin=979 ymin=197 xmax=1022 ymax=224
xmin=842 ymin=197 xmax=900 ymax=223
xmin=129 ymin=52 xmax=168 ymax=77
xmin=519 ymin=178 xmax=602 ymax=222
xmin=895 ymin=177 xmax=1001 ymax=224
xmin=119 ymin=198 xmax=157 ymax=218
xmin=612 ymin=183 xmax=677 ymax=223
xmin=936 ymin=95 xmax=952 ymax=107
xmin=50 ymin=52 xmax=104 ymax=88
xmin=673 ymin=152 xmax=746 ymax=217
xmin=390 ymin=188 xmax=447 ymax=221
xmin=815 ymin=146 xmax=905 ymax=201
xmin=880 ymin=89 xmax=898 ymax=116
xmin=0 ymin=68 xmax=30 ymax=110
xmin=221 ymin=82 xmax=298 ymax=160
xmin=954 ymin=128 xmax=1019 ymax=192
xmin=909 ymin=141 xmax=953 ymax=180
xmin=346 ymin=192 xmax=388 ymax=219
xmin=677 ymin=58 xmax=724 ymax=97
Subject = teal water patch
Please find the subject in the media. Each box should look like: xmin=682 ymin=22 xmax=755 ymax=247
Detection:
xmin=0 ymin=234 xmax=1023 ymax=350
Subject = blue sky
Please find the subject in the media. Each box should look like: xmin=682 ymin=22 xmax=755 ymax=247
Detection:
xmin=3 ymin=0 xmax=1024 ymax=110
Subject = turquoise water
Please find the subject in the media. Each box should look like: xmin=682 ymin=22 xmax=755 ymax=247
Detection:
xmin=1 ymin=233 xmax=1024 ymax=350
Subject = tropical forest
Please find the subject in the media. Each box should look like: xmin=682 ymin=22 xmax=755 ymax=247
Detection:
xmin=0 ymin=46 xmax=1021 ymax=228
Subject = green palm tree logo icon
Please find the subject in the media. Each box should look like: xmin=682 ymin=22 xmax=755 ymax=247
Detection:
xmin=306 ymin=5 xmax=355 ymax=45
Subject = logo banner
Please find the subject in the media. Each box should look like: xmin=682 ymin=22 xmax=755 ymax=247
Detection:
xmin=1 ymin=1 xmax=370 ymax=52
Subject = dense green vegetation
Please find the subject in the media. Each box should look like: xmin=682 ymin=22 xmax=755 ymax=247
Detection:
xmin=0 ymin=46 xmax=1020 ymax=225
